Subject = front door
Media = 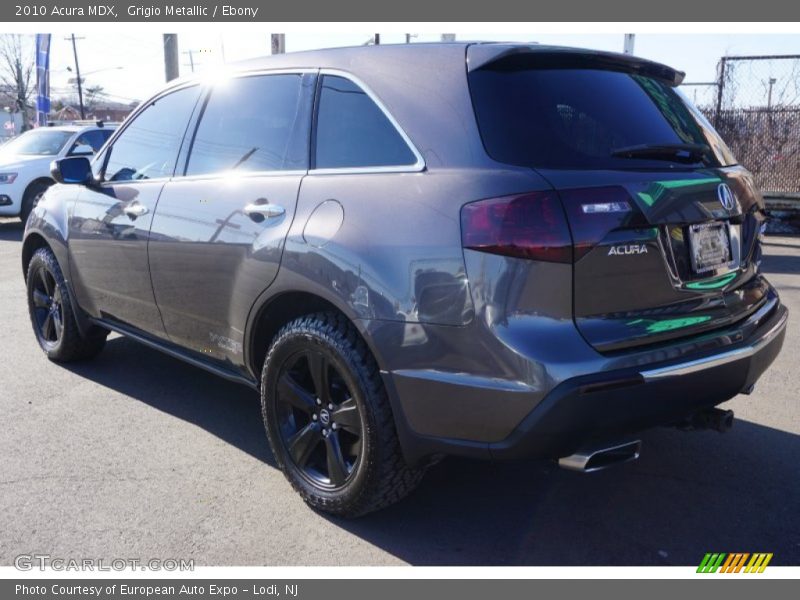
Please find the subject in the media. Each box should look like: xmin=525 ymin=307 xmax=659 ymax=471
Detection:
xmin=68 ymin=85 xmax=202 ymax=336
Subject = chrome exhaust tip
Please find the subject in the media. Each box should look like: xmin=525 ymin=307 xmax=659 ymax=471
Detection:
xmin=558 ymin=440 xmax=642 ymax=473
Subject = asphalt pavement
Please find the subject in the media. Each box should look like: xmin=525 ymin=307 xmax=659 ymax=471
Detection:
xmin=0 ymin=217 xmax=798 ymax=566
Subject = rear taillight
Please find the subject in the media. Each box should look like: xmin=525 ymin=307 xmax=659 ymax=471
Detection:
xmin=557 ymin=186 xmax=645 ymax=261
xmin=461 ymin=191 xmax=573 ymax=263
xmin=461 ymin=186 xmax=646 ymax=263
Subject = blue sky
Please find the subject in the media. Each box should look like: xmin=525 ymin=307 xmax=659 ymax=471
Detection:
xmin=41 ymin=32 xmax=799 ymax=106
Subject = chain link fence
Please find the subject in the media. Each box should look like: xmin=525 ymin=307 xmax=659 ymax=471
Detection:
xmin=682 ymin=54 xmax=800 ymax=196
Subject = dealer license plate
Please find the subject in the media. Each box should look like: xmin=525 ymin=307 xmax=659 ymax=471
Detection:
xmin=688 ymin=222 xmax=731 ymax=274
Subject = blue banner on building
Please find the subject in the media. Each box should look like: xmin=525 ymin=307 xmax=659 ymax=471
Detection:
xmin=35 ymin=33 xmax=51 ymax=127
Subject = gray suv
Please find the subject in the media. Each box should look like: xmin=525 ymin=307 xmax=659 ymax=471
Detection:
xmin=23 ymin=43 xmax=787 ymax=516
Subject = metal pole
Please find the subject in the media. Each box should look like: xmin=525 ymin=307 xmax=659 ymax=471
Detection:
xmin=271 ymin=34 xmax=285 ymax=55
xmin=623 ymin=34 xmax=635 ymax=55
xmin=767 ymin=77 xmax=777 ymax=132
xmin=163 ymin=34 xmax=180 ymax=82
xmin=714 ymin=57 xmax=727 ymax=128
xmin=767 ymin=77 xmax=776 ymax=110
xmin=69 ymin=34 xmax=85 ymax=120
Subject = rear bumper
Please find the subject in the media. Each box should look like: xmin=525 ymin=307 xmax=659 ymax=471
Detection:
xmin=384 ymin=295 xmax=787 ymax=465
xmin=489 ymin=300 xmax=787 ymax=460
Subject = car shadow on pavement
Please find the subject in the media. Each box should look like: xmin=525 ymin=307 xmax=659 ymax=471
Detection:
xmin=0 ymin=219 xmax=23 ymax=242
xmin=63 ymin=336 xmax=275 ymax=467
xmin=63 ymin=336 xmax=800 ymax=566
xmin=332 ymin=421 xmax=800 ymax=566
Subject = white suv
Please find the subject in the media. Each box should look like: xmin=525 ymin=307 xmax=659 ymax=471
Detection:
xmin=0 ymin=123 xmax=116 ymax=221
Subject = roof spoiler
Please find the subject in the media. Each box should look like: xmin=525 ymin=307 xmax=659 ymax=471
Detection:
xmin=466 ymin=44 xmax=685 ymax=86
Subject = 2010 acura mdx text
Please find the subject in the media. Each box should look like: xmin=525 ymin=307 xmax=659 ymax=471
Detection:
xmin=22 ymin=43 xmax=788 ymax=517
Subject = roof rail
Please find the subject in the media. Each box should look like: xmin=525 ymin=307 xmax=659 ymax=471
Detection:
xmin=45 ymin=119 xmax=120 ymax=128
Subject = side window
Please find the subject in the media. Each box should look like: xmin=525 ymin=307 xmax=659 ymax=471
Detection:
xmin=69 ymin=129 xmax=112 ymax=156
xmin=186 ymin=74 xmax=308 ymax=176
xmin=105 ymin=86 xmax=201 ymax=182
xmin=314 ymin=75 xmax=417 ymax=169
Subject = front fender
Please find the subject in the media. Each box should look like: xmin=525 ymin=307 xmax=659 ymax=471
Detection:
xmin=22 ymin=183 xmax=92 ymax=335
xmin=22 ymin=182 xmax=73 ymax=276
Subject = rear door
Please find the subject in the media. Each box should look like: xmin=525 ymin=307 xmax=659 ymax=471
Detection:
xmin=68 ymin=85 xmax=202 ymax=334
xmin=148 ymin=71 xmax=314 ymax=365
xmin=468 ymin=49 xmax=769 ymax=352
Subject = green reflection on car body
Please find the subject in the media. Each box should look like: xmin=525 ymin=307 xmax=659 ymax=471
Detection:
xmin=636 ymin=176 xmax=722 ymax=206
xmin=627 ymin=315 xmax=713 ymax=333
xmin=685 ymin=272 xmax=738 ymax=290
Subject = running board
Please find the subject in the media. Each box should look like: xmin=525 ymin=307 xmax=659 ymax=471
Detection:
xmin=91 ymin=318 xmax=259 ymax=390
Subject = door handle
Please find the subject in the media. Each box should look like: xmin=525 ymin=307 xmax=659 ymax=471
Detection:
xmin=123 ymin=203 xmax=149 ymax=218
xmin=243 ymin=202 xmax=285 ymax=219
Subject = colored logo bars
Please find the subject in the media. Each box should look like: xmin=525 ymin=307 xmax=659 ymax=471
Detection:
xmin=697 ymin=552 xmax=773 ymax=573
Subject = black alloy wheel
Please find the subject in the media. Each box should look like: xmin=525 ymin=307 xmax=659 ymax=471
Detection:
xmin=26 ymin=247 xmax=108 ymax=361
xmin=261 ymin=312 xmax=424 ymax=517
xmin=30 ymin=263 xmax=64 ymax=348
xmin=275 ymin=349 xmax=363 ymax=489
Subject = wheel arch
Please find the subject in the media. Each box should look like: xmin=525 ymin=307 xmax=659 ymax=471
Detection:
xmin=23 ymin=176 xmax=55 ymax=201
xmin=246 ymin=290 xmax=383 ymax=381
xmin=21 ymin=232 xmax=51 ymax=277
xmin=246 ymin=288 xmax=429 ymax=469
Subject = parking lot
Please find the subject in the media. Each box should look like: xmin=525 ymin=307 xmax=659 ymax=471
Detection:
xmin=0 ymin=216 xmax=798 ymax=566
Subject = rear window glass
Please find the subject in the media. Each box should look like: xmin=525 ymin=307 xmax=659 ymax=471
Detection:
xmin=468 ymin=66 xmax=737 ymax=170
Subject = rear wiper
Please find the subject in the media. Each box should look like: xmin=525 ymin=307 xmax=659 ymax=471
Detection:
xmin=610 ymin=142 xmax=712 ymax=163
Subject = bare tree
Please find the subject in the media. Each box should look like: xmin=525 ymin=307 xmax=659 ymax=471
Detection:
xmin=84 ymin=84 xmax=105 ymax=114
xmin=0 ymin=34 xmax=34 ymax=129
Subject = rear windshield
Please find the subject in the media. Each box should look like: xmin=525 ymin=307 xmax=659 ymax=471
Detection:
xmin=468 ymin=66 xmax=737 ymax=170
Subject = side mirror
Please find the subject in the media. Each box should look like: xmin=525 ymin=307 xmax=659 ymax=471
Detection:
xmin=69 ymin=143 xmax=95 ymax=156
xmin=51 ymin=157 xmax=92 ymax=185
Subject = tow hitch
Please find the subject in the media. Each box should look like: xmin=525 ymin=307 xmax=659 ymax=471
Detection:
xmin=678 ymin=408 xmax=735 ymax=433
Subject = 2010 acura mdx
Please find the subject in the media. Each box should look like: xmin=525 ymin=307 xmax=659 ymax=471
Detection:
xmin=22 ymin=43 xmax=788 ymax=516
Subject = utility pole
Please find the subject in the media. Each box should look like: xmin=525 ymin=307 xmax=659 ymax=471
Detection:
xmin=66 ymin=34 xmax=85 ymax=119
xmin=271 ymin=34 xmax=285 ymax=55
xmin=182 ymin=50 xmax=195 ymax=73
xmin=623 ymin=34 xmax=635 ymax=55
xmin=163 ymin=34 xmax=180 ymax=82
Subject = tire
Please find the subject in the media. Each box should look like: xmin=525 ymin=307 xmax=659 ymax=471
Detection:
xmin=261 ymin=311 xmax=423 ymax=517
xmin=20 ymin=180 xmax=52 ymax=223
xmin=26 ymin=247 xmax=107 ymax=362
